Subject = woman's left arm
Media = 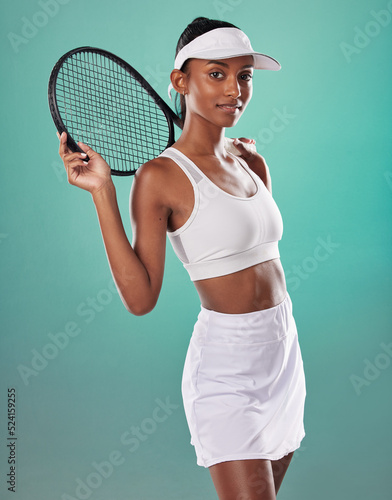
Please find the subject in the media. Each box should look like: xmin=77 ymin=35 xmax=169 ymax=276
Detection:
xmin=232 ymin=138 xmax=272 ymax=194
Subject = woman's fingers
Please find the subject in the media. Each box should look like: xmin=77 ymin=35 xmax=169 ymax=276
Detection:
xmin=59 ymin=145 xmax=89 ymax=179
xmin=66 ymin=156 xmax=91 ymax=181
xmin=58 ymin=131 xmax=69 ymax=158
xmin=77 ymin=141 xmax=97 ymax=159
xmin=57 ymin=132 xmax=99 ymax=163
xmin=63 ymin=151 xmax=87 ymax=164
xmin=68 ymin=154 xmax=88 ymax=166
xmin=238 ymin=137 xmax=255 ymax=145
xmin=56 ymin=132 xmax=88 ymax=168
xmin=56 ymin=131 xmax=112 ymax=193
xmin=232 ymin=138 xmax=257 ymax=158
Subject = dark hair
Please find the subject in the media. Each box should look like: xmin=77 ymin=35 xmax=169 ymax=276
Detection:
xmin=174 ymin=17 xmax=240 ymax=125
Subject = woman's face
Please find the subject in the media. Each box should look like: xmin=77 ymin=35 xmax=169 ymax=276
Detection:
xmin=183 ymin=55 xmax=254 ymax=128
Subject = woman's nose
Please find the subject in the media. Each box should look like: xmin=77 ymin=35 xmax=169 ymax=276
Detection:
xmin=224 ymin=77 xmax=241 ymax=98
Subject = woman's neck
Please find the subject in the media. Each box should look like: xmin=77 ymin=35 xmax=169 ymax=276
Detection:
xmin=175 ymin=114 xmax=228 ymax=158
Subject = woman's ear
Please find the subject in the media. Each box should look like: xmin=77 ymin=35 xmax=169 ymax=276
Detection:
xmin=170 ymin=69 xmax=188 ymax=96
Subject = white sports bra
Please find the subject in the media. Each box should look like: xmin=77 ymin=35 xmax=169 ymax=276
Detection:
xmin=160 ymin=147 xmax=283 ymax=281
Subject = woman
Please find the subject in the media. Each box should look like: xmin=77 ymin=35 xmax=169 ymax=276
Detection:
xmin=57 ymin=17 xmax=306 ymax=500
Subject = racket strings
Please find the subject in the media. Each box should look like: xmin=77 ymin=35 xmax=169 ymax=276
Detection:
xmin=55 ymin=51 xmax=171 ymax=173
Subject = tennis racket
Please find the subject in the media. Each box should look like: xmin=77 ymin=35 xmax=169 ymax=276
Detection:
xmin=48 ymin=46 xmax=255 ymax=176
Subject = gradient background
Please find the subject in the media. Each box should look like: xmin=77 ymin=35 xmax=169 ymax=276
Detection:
xmin=1 ymin=0 xmax=391 ymax=499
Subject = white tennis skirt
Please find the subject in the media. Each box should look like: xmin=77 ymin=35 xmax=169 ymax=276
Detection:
xmin=181 ymin=292 xmax=306 ymax=468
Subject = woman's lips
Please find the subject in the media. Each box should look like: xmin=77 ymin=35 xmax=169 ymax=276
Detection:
xmin=217 ymin=104 xmax=241 ymax=114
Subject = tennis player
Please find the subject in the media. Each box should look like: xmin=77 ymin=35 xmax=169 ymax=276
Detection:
xmin=58 ymin=17 xmax=306 ymax=500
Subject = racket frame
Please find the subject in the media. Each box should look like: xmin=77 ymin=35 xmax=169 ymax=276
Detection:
xmin=48 ymin=46 xmax=180 ymax=176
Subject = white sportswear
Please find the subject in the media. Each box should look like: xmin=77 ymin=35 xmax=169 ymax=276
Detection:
xmin=159 ymin=147 xmax=283 ymax=281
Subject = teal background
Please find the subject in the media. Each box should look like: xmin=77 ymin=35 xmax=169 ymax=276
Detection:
xmin=1 ymin=0 xmax=391 ymax=498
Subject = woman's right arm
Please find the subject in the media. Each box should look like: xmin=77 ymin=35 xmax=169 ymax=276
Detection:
xmin=58 ymin=132 xmax=170 ymax=316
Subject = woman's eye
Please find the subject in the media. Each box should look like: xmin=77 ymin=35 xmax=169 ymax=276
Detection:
xmin=210 ymin=71 xmax=224 ymax=79
xmin=241 ymin=73 xmax=253 ymax=81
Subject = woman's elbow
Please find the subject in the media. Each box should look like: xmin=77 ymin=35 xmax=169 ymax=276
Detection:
xmin=122 ymin=296 xmax=158 ymax=316
xmin=114 ymin=280 xmax=160 ymax=316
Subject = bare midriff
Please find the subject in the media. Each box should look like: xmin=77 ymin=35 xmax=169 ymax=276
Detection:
xmin=193 ymin=258 xmax=287 ymax=314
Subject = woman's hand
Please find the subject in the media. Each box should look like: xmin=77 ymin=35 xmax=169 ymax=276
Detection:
xmin=232 ymin=137 xmax=272 ymax=193
xmin=57 ymin=131 xmax=113 ymax=195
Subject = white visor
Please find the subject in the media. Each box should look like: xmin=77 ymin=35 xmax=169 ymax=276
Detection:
xmin=168 ymin=27 xmax=281 ymax=98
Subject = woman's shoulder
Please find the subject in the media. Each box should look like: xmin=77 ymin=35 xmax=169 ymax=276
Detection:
xmin=135 ymin=155 xmax=174 ymax=179
xmin=132 ymin=155 xmax=177 ymax=192
xmin=132 ymin=154 xmax=192 ymax=207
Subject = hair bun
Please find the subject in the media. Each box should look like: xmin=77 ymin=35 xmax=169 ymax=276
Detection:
xmin=190 ymin=17 xmax=210 ymax=24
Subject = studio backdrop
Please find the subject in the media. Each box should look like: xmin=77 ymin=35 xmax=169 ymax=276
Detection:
xmin=1 ymin=0 xmax=391 ymax=499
